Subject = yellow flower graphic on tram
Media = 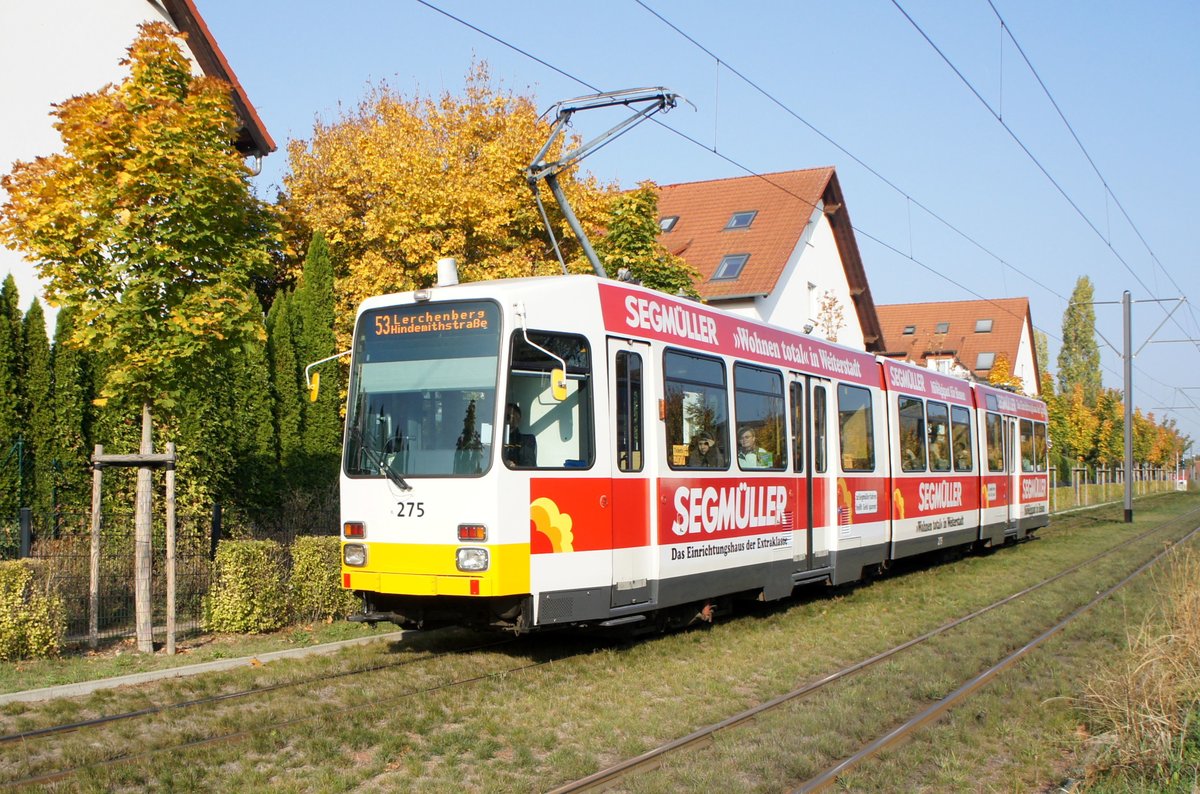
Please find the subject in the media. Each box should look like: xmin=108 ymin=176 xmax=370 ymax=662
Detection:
xmin=531 ymin=497 xmax=575 ymax=553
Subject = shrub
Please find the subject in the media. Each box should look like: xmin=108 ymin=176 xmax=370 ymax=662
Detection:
xmin=289 ymin=536 xmax=358 ymax=622
xmin=202 ymin=540 xmax=289 ymax=633
xmin=0 ymin=560 xmax=66 ymax=660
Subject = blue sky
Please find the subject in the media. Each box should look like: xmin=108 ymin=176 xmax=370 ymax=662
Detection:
xmin=200 ymin=0 xmax=1200 ymax=447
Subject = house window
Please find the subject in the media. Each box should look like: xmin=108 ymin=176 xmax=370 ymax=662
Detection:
xmin=713 ymin=254 xmax=749 ymax=280
xmin=976 ymin=352 xmax=995 ymax=370
xmin=902 ymin=325 xmax=916 ymax=335
xmin=935 ymin=322 xmax=949 ymax=334
xmin=725 ymin=211 xmax=757 ymax=230
xmin=659 ymin=216 xmax=678 ymax=232
xmin=975 ymin=319 xmax=993 ymax=333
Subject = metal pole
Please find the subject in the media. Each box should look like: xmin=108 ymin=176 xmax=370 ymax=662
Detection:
xmin=18 ymin=508 xmax=31 ymax=558
xmin=1122 ymin=290 xmax=1133 ymax=522
xmin=89 ymin=445 xmax=103 ymax=650
xmin=165 ymin=443 xmax=176 ymax=656
xmin=545 ymin=173 xmax=607 ymax=278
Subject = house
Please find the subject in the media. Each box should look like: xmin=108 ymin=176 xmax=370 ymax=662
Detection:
xmin=876 ymin=297 xmax=1042 ymax=396
xmin=655 ymin=168 xmax=884 ymax=352
xmin=1 ymin=0 xmax=274 ymax=320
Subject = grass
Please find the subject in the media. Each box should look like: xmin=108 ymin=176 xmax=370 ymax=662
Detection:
xmin=0 ymin=491 xmax=1196 ymax=791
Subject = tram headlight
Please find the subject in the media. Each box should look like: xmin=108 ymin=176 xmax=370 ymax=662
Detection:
xmin=456 ymin=547 xmax=489 ymax=572
xmin=343 ymin=543 xmax=367 ymax=567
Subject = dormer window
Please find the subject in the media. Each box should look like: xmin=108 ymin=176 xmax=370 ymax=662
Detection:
xmin=659 ymin=216 xmax=679 ymax=232
xmin=975 ymin=319 xmax=993 ymax=333
xmin=725 ymin=211 xmax=757 ymax=230
xmin=713 ymin=253 xmax=749 ymax=280
xmin=902 ymin=325 xmax=916 ymax=335
xmin=935 ymin=322 xmax=949 ymax=334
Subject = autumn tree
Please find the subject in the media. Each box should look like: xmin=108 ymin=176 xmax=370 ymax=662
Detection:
xmin=986 ymin=352 xmax=1024 ymax=392
xmin=1057 ymin=276 xmax=1101 ymax=406
xmin=592 ymin=182 xmax=700 ymax=298
xmin=285 ymin=62 xmax=610 ymax=344
xmin=0 ymin=23 xmax=275 ymax=651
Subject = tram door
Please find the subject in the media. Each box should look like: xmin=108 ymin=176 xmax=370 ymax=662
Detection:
xmin=789 ymin=375 xmax=830 ymax=570
xmin=1005 ymin=416 xmax=1020 ymax=532
xmin=607 ymin=339 xmax=654 ymax=607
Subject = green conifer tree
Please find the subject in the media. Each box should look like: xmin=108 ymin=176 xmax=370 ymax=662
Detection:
xmin=266 ymin=291 xmax=302 ymax=470
xmin=292 ymin=232 xmax=342 ymax=482
xmin=50 ymin=307 xmax=95 ymax=517
xmin=0 ymin=276 xmax=23 ymax=514
xmin=21 ymin=302 xmax=53 ymax=524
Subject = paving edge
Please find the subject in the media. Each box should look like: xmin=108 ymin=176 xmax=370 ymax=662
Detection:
xmin=0 ymin=630 xmax=408 ymax=705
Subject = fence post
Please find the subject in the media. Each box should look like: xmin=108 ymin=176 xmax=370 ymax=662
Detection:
xmin=18 ymin=508 xmax=31 ymax=558
xmin=210 ymin=502 xmax=222 ymax=560
xmin=89 ymin=444 xmax=103 ymax=650
xmin=165 ymin=443 xmax=177 ymax=656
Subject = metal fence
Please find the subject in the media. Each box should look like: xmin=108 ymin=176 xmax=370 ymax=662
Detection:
xmin=0 ymin=501 xmax=339 ymax=649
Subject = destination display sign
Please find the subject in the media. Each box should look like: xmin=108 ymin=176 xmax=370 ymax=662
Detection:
xmin=369 ymin=306 xmax=494 ymax=337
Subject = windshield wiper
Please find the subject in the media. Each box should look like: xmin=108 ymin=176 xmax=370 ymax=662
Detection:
xmin=349 ymin=427 xmax=412 ymax=491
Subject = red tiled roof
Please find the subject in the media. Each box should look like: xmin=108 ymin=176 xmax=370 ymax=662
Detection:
xmin=656 ymin=168 xmax=883 ymax=350
xmin=876 ymin=297 xmax=1036 ymax=384
xmin=163 ymin=0 xmax=275 ymax=157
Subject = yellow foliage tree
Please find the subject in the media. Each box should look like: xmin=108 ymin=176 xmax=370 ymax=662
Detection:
xmin=285 ymin=63 xmax=611 ymax=343
xmin=986 ymin=352 xmax=1024 ymax=392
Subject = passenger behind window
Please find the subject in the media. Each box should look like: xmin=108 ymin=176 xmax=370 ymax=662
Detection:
xmin=687 ymin=431 xmax=724 ymax=467
xmin=737 ymin=426 xmax=772 ymax=468
xmin=502 ymin=402 xmax=537 ymax=467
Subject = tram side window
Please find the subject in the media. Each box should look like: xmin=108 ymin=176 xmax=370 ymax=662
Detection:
xmin=615 ymin=351 xmax=643 ymax=472
xmin=734 ymin=363 xmax=785 ymax=470
xmin=985 ymin=412 xmax=1005 ymax=472
xmin=1019 ymin=419 xmax=1035 ymax=472
xmin=898 ymin=396 xmax=926 ymax=472
xmin=505 ymin=331 xmax=594 ymax=470
xmin=927 ymin=401 xmax=951 ymax=472
xmin=837 ymin=384 xmax=874 ymax=471
xmin=813 ymin=385 xmax=828 ymax=473
xmin=951 ymin=406 xmax=973 ymax=471
xmin=1033 ymin=421 xmax=1048 ymax=472
xmin=789 ymin=382 xmax=805 ymax=473
xmin=665 ymin=350 xmax=729 ymax=470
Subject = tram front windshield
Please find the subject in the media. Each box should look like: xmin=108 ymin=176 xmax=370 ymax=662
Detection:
xmin=345 ymin=301 xmax=501 ymax=478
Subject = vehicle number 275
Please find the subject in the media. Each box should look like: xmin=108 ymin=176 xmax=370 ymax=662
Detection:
xmin=396 ymin=501 xmax=426 ymax=518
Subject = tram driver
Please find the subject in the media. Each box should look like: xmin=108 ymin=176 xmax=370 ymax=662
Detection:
xmin=503 ymin=402 xmax=537 ymax=468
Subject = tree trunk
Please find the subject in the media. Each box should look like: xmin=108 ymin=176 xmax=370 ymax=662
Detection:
xmin=135 ymin=403 xmax=154 ymax=653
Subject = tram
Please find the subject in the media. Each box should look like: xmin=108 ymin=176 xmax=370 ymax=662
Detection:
xmin=338 ymin=272 xmax=1049 ymax=631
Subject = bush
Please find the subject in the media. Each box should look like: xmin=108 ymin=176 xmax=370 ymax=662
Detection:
xmin=289 ymin=536 xmax=358 ymax=622
xmin=202 ymin=540 xmax=289 ymax=633
xmin=0 ymin=560 xmax=66 ymax=660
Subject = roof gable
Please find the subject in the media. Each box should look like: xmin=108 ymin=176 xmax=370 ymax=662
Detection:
xmin=162 ymin=0 xmax=275 ymax=157
xmin=876 ymin=297 xmax=1037 ymax=385
xmin=656 ymin=168 xmax=883 ymax=351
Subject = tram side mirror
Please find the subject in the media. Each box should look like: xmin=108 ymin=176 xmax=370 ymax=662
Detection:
xmin=309 ymin=372 xmax=321 ymax=403
xmin=551 ymin=368 xmax=568 ymax=401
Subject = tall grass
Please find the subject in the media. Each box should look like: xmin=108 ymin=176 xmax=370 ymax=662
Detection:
xmin=1082 ymin=548 xmax=1200 ymax=784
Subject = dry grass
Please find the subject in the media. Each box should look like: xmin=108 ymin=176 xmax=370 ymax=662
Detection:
xmin=1080 ymin=548 xmax=1200 ymax=785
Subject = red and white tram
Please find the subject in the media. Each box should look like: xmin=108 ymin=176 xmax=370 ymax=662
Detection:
xmin=338 ymin=274 xmax=1049 ymax=631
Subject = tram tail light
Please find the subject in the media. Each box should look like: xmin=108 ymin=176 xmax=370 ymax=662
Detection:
xmin=458 ymin=524 xmax=487 ymax=542
xmin=344 ymin=521 xmax=365 ymax=539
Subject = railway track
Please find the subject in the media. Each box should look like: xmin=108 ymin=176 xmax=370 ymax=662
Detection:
xmin=550 ymin=507 xmax=1200 ymax=793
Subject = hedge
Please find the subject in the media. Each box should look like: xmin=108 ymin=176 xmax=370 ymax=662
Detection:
xmin=289 ymin=536 xmax=359 ymax=622
xmin=202 ymin=540 xmax=289 ymax=633
xmin=0 ymin=560 xmax=66 ymax=660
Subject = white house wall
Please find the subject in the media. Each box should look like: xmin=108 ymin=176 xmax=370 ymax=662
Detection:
xmin=757 ymin=202 xmax=866 ymax=350
xmin=1 ymin=0 xmax=192 ymax=326
xmin=1014 ymin=320 xmax=1038 ymax=396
